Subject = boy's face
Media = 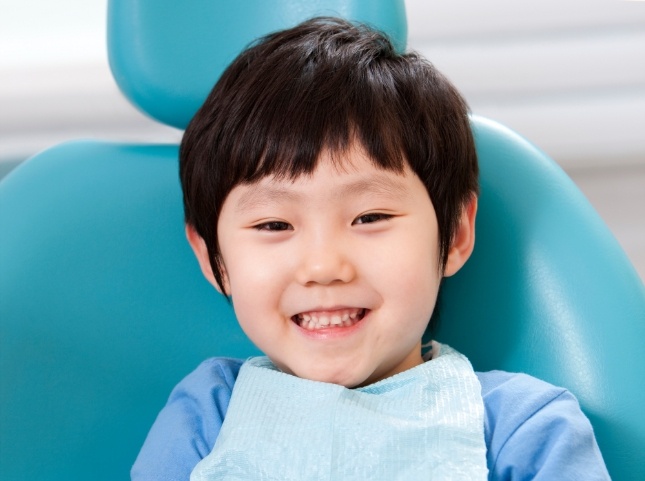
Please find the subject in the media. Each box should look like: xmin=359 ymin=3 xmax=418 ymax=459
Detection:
xmin=189 ymin=144 xmax=475 ymax=388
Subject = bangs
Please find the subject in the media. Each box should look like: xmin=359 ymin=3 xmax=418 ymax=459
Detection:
xmin=241 ymin=79 xmax=410 ymax=183
xmin=208 ymin=23 xmax=415 ymax=186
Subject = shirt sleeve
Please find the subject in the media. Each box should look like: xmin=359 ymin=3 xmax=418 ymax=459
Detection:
xmin=478 ymin=371 xmax=610 ymax=481
xmin=131 ymin=358 xmax=243 ymax=481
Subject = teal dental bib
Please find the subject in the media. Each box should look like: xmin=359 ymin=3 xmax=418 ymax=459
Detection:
xmin=191 ymin=343 xmax=487 ymax=480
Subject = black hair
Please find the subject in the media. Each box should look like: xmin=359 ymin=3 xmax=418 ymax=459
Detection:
xmin=180 ymin=17 xmax=478 ymax=322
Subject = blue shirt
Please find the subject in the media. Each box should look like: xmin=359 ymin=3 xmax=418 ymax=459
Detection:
xmin=131 ymin=358 xmax=609 ymax=480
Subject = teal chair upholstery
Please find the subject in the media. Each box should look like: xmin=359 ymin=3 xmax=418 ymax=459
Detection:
xmin=1 ymin=1 xmax=643 ymax=479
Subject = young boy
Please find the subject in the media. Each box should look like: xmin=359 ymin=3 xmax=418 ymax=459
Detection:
xmin=132 ymin=17 xmax=609 ymax=480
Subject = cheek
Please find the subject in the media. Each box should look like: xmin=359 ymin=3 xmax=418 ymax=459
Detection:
xmin=375 ymin=234 xmax=442 ymax=320
xmin=227 ymin=262 xmax=281 ymax=322
xmin=223 ymin=251 xmax=292 ymax=342
xmin=222 ymin=237 xmax=292 ymax=294
xmin=229 ymin=286 xmax=285 ymax=355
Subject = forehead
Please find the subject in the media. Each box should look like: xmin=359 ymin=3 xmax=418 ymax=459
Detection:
xmin=231 ymin=152 xmax=416 ymax=213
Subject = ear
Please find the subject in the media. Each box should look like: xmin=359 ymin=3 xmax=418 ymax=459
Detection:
xmin=443 ymin=196 xmax=478 ymax=277
xmin=185 ymin=224 xmax=230 ymax=295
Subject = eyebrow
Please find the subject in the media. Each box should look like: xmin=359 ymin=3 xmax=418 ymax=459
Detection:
xmin=234 ymin=174 xmax=410 ymax=213
xmin=339 ymin=176 xmax=410 ymax=201
xmin=235 ymin=185 xmax=303 ymax=213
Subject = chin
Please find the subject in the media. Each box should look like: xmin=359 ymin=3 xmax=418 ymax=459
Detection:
xmin=296 ymin=366 xmax=367 ymax=388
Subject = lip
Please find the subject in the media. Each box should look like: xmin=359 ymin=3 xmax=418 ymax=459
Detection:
xmin=291 ymin=307 xmax=370 ymax=339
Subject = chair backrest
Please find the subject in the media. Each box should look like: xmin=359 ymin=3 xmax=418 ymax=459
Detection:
xmin=437 ymin=117 xmax=645 ymax=481
xmin=1 ymin=1 xmax=643 ymax=480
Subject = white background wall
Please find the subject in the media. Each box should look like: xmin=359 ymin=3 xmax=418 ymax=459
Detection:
xmin=1 ymin=0 xmax=643 ymax=279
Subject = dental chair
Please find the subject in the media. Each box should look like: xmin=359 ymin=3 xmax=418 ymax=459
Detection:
xmin=1 ymin=1 xmax=643 ymax=479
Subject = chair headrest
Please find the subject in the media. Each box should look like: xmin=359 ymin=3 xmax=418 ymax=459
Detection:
xmin=107 ymin=0 xmax=407 ymax=129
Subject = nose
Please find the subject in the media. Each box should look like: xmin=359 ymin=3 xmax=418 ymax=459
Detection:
xmin=295 ymin=234 xmax=356 ymax=286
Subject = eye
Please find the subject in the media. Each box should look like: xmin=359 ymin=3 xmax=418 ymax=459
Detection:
xmin=253 ymin=221 xmax=293 ymax=232
xmin=352 ymin=213 xmax=393 ymax=225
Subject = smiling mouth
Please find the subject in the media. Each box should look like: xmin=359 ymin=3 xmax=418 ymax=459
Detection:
xmin=292 ymin=308 xmax=367 ymax=331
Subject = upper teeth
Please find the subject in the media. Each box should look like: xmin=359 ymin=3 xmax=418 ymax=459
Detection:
xmin=295 ymin=308 xmax=364 ymax=330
